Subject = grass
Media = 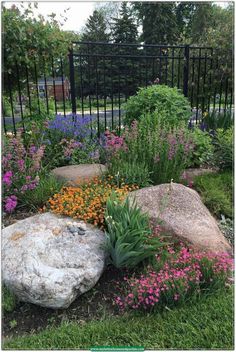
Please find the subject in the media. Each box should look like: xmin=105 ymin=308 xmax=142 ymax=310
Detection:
xmin=2 ymin=286 xmax=16 ymax=313
xmin=4 ymin=288 xmax=233 ymax=350
xmin=193 ymin=171 xmax=233 ymax=219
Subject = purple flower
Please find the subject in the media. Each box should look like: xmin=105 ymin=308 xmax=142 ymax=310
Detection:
xmin=4 ymin=195 xmax=17 ymax=213
xmin=3 ymin=171 xmax=13 ymax=186
xmin=17 ymin=159 xmax=25 ymax=171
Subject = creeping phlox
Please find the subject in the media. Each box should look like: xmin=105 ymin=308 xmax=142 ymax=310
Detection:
xmin=46 ymin=176 xmax=139 ymax=227
xmin=115 ymin=246 xmax=233 ymax=311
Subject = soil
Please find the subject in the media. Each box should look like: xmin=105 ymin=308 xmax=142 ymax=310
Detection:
xmin=2 ymin=210 xmax=38 ymax=228
xmin=3 ymin=266 xmax=130 ymax=340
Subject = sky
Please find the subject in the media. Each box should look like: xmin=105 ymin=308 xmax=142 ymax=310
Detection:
xmin=2 ymin=1 xmax=231 ymax=33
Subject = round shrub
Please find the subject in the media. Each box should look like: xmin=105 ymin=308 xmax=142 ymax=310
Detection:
xmin=124 ymin=85 xmax=191 ymax=127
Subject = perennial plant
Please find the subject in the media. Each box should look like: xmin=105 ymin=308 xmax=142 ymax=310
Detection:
xmin=47 ymin=176 xmax=139 ymax=227
xmin=115 ymin=246 xmax=233 ymax=311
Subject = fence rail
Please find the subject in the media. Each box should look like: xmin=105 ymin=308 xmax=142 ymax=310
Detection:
xmin=2 ymin=41 xmax=234 ymax=134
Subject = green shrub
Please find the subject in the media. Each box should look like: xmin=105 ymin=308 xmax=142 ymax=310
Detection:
xmin=3 ymin=285 xmax=16 ymax=313
xmin=107 ymin=160 xmax=152 ymax=188
xmin=193 ymin=171 xmax=233 ymax=219
xmin=124 ymin=85 xmax=191 ymax=127
xmin=188 ymin=128 xmax=215 ymax=167
xmin=213 ymin=127 xmax=233 ymax=170
xmin=17 ymin=174 xmax=64 ymax=211
xmin=104 ymin=193 xmax=163 ymax=269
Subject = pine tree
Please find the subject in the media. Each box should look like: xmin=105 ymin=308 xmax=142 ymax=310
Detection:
xmin=111 ymin=2 xmax=140 ymax=97
xmin=111 ymin=2 xmax=138 ymax=44
xmin=133 ymin=2 xmax=178 ymax=45
xmin=81 ymin=9 xmax=110 ymax=43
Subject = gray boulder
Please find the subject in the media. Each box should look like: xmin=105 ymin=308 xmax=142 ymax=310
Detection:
xmin=51 ymin=164 xmax=107 ymax=186
xmin=128 ymin=183 xmax=231 ymax=254
xmin=2 ymin=213 xmax=106 ymax=309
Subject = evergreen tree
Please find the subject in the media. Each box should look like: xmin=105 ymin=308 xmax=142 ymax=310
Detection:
xmin=133 ymin=2 xmax=178 ymax=45
xmin=111 ymin=2 xmax=139 ymax=97
xmin=81 ymin=9 xmax=110 ymax=43
xmin=79 ymin=10 xmax=110 ymax=98
xmin=111 ymin=2 xmax=138 ymax=43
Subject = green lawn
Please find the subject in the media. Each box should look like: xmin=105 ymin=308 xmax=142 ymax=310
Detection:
xmin=4 ymin=289 xmax=233 ymax=350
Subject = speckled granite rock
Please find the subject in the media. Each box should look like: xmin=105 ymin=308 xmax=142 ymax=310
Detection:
xmin=2 ymin=213 xmax=106 ymax=309
xmin=128 ymin=183 xmax=231 ymax=254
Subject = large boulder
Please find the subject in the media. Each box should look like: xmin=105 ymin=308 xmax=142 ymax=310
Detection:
xmin=2 ymin=213 xmax=106 ymax=309
xmin=128 ymin=183 xmax=231 ymax=254
xmin=51 ymin=164 xmax=107 ymax=186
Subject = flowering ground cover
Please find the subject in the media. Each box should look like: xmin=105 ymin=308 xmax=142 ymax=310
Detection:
xmin=46 ymin=176 xmax=139 ymax=227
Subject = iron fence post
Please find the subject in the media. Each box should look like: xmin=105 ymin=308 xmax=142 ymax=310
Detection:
xmin=183 ymin=44 xmax=190 ymax=97
xmin=69 ymin=48 xmax=76 ymax=115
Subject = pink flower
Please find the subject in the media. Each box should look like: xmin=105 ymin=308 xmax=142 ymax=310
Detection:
xmin=3 ymin=171 xmax=13 ymax=186
xmin=4 ymin=195 xmax=17 ymax=213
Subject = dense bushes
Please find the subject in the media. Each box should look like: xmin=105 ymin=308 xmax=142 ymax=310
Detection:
xmin=124 ymin=85 xmax=191 ymax=127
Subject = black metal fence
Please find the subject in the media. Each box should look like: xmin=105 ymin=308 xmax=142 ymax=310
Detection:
xmin=2 ymin=41 xmax=234 ymax=134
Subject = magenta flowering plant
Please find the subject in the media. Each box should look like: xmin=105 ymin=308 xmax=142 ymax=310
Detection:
xmin=3 ymin=130 xmax=46 ymax=213
xmin=117 ymin=116 xmax=195 ymax=185
xmin=102 ymin=130 xmax=127 ymax=160
xmin=115 ymin=246 xmax=233 ymax=311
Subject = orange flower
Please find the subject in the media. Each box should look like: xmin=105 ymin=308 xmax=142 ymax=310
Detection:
xmin=46 ymin=176 xmax=139 ymax=228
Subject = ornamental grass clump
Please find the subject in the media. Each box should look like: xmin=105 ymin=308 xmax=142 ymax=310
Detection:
xmin=115 ymin=247 xmax=233 ymax=311
xmin=104 ymin=193 xmax=164 ymax=269
xmin=47 ymin=176 xmax=139 ymax=227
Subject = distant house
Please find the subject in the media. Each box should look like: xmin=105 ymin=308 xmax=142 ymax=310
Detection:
xmin=37 ymin=77 xmax=70 ymax=101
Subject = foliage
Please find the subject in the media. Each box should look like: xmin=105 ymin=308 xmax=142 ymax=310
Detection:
xmin=124 ymin=85 xmax=191 ymax=127
xmin=2 ymin=4 xmax=77 ymax=88
xmin=2 ymin=285 xmax=17 ymax=313
xmin=201 ymin=111 xmax=233 ymax=131
xmin=111 ymin=2 xmax=138 ymax=43
xmin=80 ymin=9 xmax=110 ymax=43
xmin=47 ymin=176 xmax=139 ymax=227
xmin=115 ymin=246 xmax=233 ymax=311
xmin=133 ymin=2 xmax=179 ymax=44
xmin=219 ymin=216 xmax=234 ymax=247
xmin=119 ymin=118 xmax=194 ymax=185
xmin=18 ymin=174 xmax=65 ymax=211
xmin=213 ymin=127 xmax=233 ymax=170
xmin=3 ymin=130 xmax=46 ymax=213
xmin=188 ymin=127 xmax=214 ymax=167
xmin=3 ymin=96 xmax=12 ymax=116
xmin=193 ymin=171 xmax=233 ymax=219
xmin=104 ymin=193 xmax=163 ymax=268
xmin=107 ymin=160 xmax=151 ymax=188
